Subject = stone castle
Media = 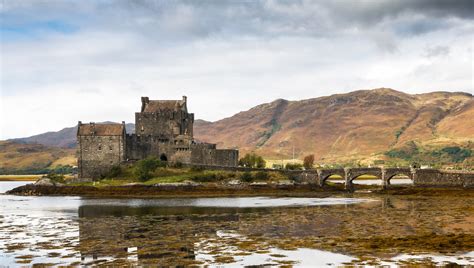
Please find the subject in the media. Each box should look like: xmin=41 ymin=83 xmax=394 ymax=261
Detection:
xmin=77 ymin=96 xmax=239 ymax=178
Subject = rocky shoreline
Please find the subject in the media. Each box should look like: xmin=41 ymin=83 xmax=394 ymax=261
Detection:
xmin=6 ymin=180 xmax=474 ymax=198
xmin=6 ymin=182 xmax=346 ymax=198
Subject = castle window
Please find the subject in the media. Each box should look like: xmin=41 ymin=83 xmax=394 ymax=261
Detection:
xmin=141 ymin=126 xmax=144 ymax=132
xmin=109 ymin=145 xmax=113 ymax=150
xmin=98 ymin=145 xmax=102 ymax=151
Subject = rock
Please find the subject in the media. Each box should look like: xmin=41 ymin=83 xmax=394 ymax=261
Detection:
xmin=250 ymin=182 xmax=268 ymax=186
xmin=227 ymin=180 xmax=241 ymax=185
xmin=34 ymin=178 xmax=64 ymax=187
xmin=35 ymin=178 xmax=55 ymax=186
xmin=277 ymin=180 xmax=294 ymax=185
xmin=153 ymin=181 xmax=200 ymax=187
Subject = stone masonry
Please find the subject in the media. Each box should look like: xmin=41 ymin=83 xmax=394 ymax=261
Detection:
xmin=77 ymin=96 xmax=238 ymax=178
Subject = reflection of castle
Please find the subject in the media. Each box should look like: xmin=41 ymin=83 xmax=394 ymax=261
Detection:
xmin=77 ymin=205 xmax=241 ymax=265
xmin=77 ymin=96 xmax=239 ymax=178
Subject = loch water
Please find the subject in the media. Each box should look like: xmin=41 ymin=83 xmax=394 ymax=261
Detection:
xmin=0 ymin=181 xmax=473 ymax=267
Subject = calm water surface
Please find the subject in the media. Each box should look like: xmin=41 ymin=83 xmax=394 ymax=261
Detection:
xmin=0 ymin=181 xmax=472 ymax=267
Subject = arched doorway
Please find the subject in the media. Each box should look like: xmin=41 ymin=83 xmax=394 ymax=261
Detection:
xmin=160 ymin=154 xmax=168 ymax=162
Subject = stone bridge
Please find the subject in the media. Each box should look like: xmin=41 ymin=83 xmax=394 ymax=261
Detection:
xmin=181 ymin=163 xmax=473 ymax=190
xmin=315 ymin=167 xmax=415 ymax=190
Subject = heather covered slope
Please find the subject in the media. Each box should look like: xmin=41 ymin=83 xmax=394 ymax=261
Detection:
xmin=4 ymin=88 xmax=473 ymax=169
xmin=194 ymin=88 xmax=474 ymax=162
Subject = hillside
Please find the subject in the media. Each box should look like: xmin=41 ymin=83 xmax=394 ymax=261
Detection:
xmin=0 ymin=141 xmax=76 ymax=174
xmin=194 ymin=88 xmax=474 ymax=164
xmin=12 ymin=122 xmax=135 ymax=148
xmin=3 ymin=88 xmax=473 ymax=170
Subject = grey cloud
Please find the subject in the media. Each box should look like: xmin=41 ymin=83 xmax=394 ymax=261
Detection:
xmin=424 ymin=46 xmax=450 ymax=58
xmin=3 ymin=0 xmax=472 ymax=43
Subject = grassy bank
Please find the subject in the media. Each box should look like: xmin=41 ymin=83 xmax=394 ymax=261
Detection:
xmin=71 ymin=168 xmax=292 ymax=187
xmin=0 ymin=175 xmax=43 ymax=181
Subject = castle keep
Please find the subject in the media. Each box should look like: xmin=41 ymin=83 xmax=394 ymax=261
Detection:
xmin=77 ymin=96 xmax=239 ymax=178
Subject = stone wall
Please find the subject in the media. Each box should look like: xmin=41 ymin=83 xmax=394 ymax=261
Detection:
xmin=189 ymin=145 xmax=238 ymax=166
xmin=414 ymin=169 xmax=474 ymax=188
xmin=78 ymin=135 xmax=125 ymax=179
xmin=179 ymin=165 xmax=474 ymax=189
xmin=135 ymin=111 xmax=194 ymax=139
xmin=125 ymin=134 xmax=170 ymax=160
xmin=214 ymin=149 xmax=239 ymax=166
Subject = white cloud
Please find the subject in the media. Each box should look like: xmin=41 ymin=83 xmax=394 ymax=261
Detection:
xmin=1 ymin=0 xmax=473 ymax=139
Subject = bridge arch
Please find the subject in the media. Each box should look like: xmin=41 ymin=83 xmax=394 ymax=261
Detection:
xmin=318 ymin=169 xmax=346 ymax=187
xmin=346 ymin=168 xmax=383 ymax=190
xmin=384 ymin=168 xmax=413 ymax=186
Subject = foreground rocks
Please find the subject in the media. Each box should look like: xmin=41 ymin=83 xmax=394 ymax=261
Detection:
xmin=6 ymin=182 xmax=474 ymax=198
xmin=6 ymin=183 xmax=339 ymax=198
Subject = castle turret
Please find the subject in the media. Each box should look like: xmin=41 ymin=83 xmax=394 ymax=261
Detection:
xmin=135 ymin=96 xmax=194 ymax=140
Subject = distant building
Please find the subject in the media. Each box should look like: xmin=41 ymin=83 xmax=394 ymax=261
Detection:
xmin=77 ymin=96 xmax=239 ymax=178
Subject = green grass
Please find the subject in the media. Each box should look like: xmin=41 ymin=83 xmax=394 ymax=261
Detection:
xmin=70 ymin=170 xmax=232 ymax=187
xmin=69 ymin=168 xmax=294 ymax=187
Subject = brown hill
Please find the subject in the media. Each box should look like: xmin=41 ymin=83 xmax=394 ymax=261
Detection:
xmin=0 ymin=141 xmax=76 ymax=173
xmin=11 ymin=122 xmax=135 ymax=148
xmin=194 ymin=88 xmax=474 ymax=163
xmin=2 ymin=88 xmax=472 ymax=171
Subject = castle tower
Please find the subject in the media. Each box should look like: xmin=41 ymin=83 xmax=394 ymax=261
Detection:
xmin=135 ymin=96 xmax=194 ymax=141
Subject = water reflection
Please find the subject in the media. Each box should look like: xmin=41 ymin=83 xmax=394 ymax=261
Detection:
xmin=1 ymin=193 xmax=473 ymax=266
xmin=0 ymin=181 xmax=35 ymax=194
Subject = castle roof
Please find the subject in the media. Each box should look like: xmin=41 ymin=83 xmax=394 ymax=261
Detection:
xmin=143 ymin=100 xmax=184 ymax=112
xmin=141 ymin=96 xmax=187 ymax=113
xmin=78 ymin=123 xmax=125 ymax=136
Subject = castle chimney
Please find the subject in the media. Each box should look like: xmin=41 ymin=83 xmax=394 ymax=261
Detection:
xmin=90 ymin=122 xmax=95 ymax=135
xmin=182 ymin=96 xmax=187 ymax=103
xmin=78 ymin=121 xmax=82 ymax=126
xmin=141 ymin=97 xmax=149 ymax=112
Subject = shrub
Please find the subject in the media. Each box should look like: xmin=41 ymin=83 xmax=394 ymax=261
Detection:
xmin=52 ymin=165 xmax=74 ymax=174
xmin=240 ymin=172 xmax=253 ymax=183
xmin=191 ymin=172 xmax=217 ymax=182
xmin=254 ymin=171 xmax=269 ymax=181
xmin=134 ymin=157 xmax=162 ymax=181
xmin=170 ymin=161 xmax=183 ymax=168
xmin=441 ymin=146 xmax=472 ymax=163
xmin=106 ymin=166 xmax=122 ymax=178
xmin=190 ymin=165 xmax=205 ymax=172
xmin=303 ymin=154 xmax=315 ymax=169
xmin=45 ymin=171 xmax=65 ymax=183
xmin=191 ymin=171 xmax=234 ymax=182
xmin=285 ymin=163 xmax=303 ymax=170
xmin=239 ymin=153 xmax=266 ymax=168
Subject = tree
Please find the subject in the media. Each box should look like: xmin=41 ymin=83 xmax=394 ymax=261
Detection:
xmin=303 ymin=154 xmax=315 ymax=169
xmin=238 ymin=153 xmax=266 ymax=168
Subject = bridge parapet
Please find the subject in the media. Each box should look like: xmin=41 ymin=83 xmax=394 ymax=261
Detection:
xmin=414 ymin=169 xmax=474 ymax=188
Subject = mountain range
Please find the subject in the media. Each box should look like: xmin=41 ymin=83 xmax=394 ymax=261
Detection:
xmin=3 ymin=88 xmax=473 ymax=171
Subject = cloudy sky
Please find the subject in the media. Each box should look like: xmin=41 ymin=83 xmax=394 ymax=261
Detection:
xmin=1 ymin=0 xmax=473 ymax=139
